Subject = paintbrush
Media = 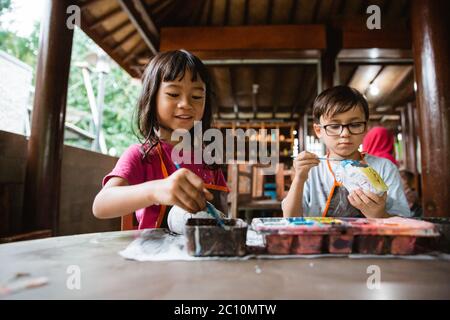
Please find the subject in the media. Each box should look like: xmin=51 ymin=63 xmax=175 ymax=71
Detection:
xmin=291 ymin=155 xmax=345 ymax=161
xmin=173 ymin=162 xmax=229 ymax=230
xmin=206 ymin=201 xmax=230 ymax=230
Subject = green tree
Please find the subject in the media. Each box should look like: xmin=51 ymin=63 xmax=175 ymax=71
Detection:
xmin=0 ymin=21 xmax=39 ymax=68
xmin=65 ymin=27 xmax=141 ymax=155
xmin=1 ymin=12 xmax=141 ymax=155
xmin=0 ymin=0 xmax=12 ymax=15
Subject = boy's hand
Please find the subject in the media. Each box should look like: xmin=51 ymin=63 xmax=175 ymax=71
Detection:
xmin=293 ymin=151 xmax=320 ymax=182
xmin=157 ymin=168 xmax=213 ymax=213
xmin=348 ymin=189 xmax=388 ymax=218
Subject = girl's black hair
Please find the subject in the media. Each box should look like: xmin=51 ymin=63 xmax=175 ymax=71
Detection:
xmin=133 ymin=49 xmax=215 ymax=162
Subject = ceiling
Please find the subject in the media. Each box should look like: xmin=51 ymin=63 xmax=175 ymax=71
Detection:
xmin=75 ymin=0 xmax=414 ymax=123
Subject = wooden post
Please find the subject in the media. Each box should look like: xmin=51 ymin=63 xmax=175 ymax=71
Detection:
xmin=298 ymin=113 xmax=308 ymax=153
xmin=411 ymin=0 xmax=450 ymax=217
xmin=229 ymin=164 xmax=239 ymax=219
xmin=406 ymin=103 xmax=418 ymax=175
xmin=400 ymin=103 xmax=418 ymax=174
xmin=321 ymin=26 xmax=340 ymax=91
xmin=23 ymin=0 xmax=74 ymax=233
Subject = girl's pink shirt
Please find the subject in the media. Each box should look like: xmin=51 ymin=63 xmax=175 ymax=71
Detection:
xmin=102 ymin=141 xmax=229 ymax=229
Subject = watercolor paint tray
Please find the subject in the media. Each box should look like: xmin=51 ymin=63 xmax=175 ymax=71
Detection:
xmin=251 ymin=217 xmax=440 ymax=255
xmin=185 ymin=218 xmax=248 ymax=257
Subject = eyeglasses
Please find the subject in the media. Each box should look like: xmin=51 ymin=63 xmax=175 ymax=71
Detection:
xmin=318 ymin=122 xmax=367 ymax=136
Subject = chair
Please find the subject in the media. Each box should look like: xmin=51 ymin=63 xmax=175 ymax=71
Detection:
xmin=275 ymin=162 xmax=293 ymax=200
xmin=121 ymin=213 xmax=137 ymax=231
xmin=228 ymin=163 xmax=282 ymax=220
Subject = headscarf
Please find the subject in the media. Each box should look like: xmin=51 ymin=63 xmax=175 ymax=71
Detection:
xmin=363 ymin=126 xmax=398 ymax=165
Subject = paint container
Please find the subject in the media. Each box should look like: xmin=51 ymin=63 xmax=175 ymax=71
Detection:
xmin=291 ymin=235 xmax=323 ymax=254
xmin=390 ymin=236 xmax=417 ymax=255
xmin=253 ymin=217 xmax=330 ymax=255
xmin=327 ymin=228 xmax=354 ymax=254
xmin=415 ymin=217 xmax=450 ymax=253
xmin=265 ymin=234 xmax=294 ymax=254
xmin=167 ymin=205 xmax=211 ymax=235
xmin=354 ymin=235 xmax=386 ymax=255
xmin=252 ymin=217 xmax=439 ymax=255
xmin=185 ymin=218 xmax=247 ymax=256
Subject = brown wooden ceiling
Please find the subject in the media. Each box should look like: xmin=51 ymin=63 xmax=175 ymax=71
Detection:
xmin=76 ymin=0 xmax=414 ymax=122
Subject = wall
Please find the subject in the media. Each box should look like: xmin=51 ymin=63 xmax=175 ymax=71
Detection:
xmin=0 ymin=130 xmax=120 ymax=238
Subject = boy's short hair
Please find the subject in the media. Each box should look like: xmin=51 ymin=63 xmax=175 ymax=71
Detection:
xmin=312 ymin=85 xmax=369 ymax=123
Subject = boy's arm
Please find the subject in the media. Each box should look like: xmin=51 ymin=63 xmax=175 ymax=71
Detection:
xmin=282 ymin=151 xmax=319 ymax=217
xmin=282 ymin=176 xmax=306 ymax=217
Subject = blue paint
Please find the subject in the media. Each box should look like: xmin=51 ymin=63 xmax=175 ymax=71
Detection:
xmin=288 ymin=217 xmax=315 ymax=225
xmin=174 ymin=161 xmax=227 ymax=230
xmin=341 ymin=159 xmax=368 ymax=168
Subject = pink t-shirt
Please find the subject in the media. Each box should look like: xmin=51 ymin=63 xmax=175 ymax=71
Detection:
xmin=103 ymin=141 xmax=229 ymax=229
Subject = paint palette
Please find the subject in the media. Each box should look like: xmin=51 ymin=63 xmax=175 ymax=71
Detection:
xmin=251 ymin=217 xmax=439 ymax=255
xmin=185 ymin=218 xmax=248 ymax=256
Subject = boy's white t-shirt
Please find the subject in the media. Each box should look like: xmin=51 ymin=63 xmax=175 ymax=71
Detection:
xmin=282 ymin=154 xmax=412 ymax=217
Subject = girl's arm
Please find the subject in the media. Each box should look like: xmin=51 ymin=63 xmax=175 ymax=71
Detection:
xmin=92 ymin=177 xmax=158 ymax=219
xmin=92 ymin=168 xmax=213 ymax=219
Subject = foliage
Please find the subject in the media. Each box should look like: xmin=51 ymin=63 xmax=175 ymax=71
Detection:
xmin=0 ymin=13 xmax=141 ymax=156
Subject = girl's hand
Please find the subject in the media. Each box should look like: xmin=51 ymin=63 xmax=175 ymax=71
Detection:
xmin=293 ymin=151 xmax=320 ymax=182
xmin=155 ymin=168 xmax=213 ymax=213
xmin=348 ymin=189 xmax=388 ymax=218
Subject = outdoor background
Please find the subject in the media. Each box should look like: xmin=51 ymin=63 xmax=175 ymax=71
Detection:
xmin=0 ymin=0 xmax=141 ymax=156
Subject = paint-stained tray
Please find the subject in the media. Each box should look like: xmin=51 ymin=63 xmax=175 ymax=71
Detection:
xmin=185 ymin=218 xmax=248 ymax=256
xmin=251 ymin=217 xmax=439 ymax=255
xmin=414 ymin=217 xmax=450 ymax=253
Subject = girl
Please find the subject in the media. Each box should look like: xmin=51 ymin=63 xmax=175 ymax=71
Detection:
xmin=92 ymin=50 xmax=229 ymax=229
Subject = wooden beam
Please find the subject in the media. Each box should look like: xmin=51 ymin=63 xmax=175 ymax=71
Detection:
xmin=266 ymin=0 xmax=274 ymax=24
xmin=123 ymin=42 xmax=147 ymax=64
xmin=132 ymin=0 xmax=160 ymax=40
xmin=160 ymin=25 xmax=327 ymax=52
xmin=79 ymin=12 xmax=140 ymax=78
xmin=411 ymin=0 xmax=450 ymax=217
xmin=243 ymin=0 xmax=250 ymax=25
xmin=23 ymin=0 xmax=74 ymax=235
xmin=118 ymin=0 xmax=158 ymax=55
xmin=89 ymin=7 xmax=122 ymax=30
xmin=229 ymin=68 xmax=239 ymax=120
xmin=111 ymin=30 xmax=138 ymax=53
xmin=153 ymin=0 xmax=179 ymax=25
xmin=251 ymin=67 xmax=258 ymax=119
xmin=289 ymin=0 xmax=298 ymax=24
xmin=80 ymin=0 xmax=105 ymax=10
xmin=400 ymin=103 xmax=418 ymax=174
xmin=341 ymin=26 xmax=411 ymax=50
xmin=192 ymin=49 xmax=321 ymax=61
xmin=290 ymin=66 xmax=305 ymax=118
xmin=270 ymin=68 xmax=283 ymax=118
xmin=101 ymin=20 xmax=131 ymax=42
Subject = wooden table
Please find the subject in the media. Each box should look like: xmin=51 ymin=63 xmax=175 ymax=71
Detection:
xmin=1 ymin=230 xmax=449 ymax=299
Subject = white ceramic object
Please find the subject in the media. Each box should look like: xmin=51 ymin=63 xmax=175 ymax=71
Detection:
xmin=167 ymin=206 xmax=210 ymax=235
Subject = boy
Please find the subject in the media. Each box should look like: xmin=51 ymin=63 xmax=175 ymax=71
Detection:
xmin=282 ymin=86 xmax=410 ymax=218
